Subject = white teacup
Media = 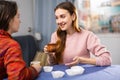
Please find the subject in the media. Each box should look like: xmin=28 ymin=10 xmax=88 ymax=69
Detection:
xmin=30 ymin=61 xmax=41 ymax=65
xmin=51 ymin=71 xmax=65 ymax=78
xmin=65 ymin=69 xmax=75 ymax=76
xmin=65 ymin=66 xmax=85 ymax=76
xmin=71 ymin=66 xmax=85 ymax=74
xmin=43 ymin=66 xmax=53 ymax=72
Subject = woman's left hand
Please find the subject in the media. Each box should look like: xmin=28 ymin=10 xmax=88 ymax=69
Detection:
xmin=65 ymin=56 xmax=96 ymax=67
xmin=65 ymin=56 xmax=80 ymax=67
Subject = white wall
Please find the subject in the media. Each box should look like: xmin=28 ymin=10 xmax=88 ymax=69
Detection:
xmin=97 ymin=34 xmax=120 ymax=64
xmin=11 ymin=0 xmax=34 ymax=36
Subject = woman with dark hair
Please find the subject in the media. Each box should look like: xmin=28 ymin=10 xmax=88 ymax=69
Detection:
xmin=0 ymin=1 xmax=41 ymax=80
xmin=44 ymin=1 xmax=112 ymax=67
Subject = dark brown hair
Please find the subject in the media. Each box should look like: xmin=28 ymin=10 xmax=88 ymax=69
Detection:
xmin=54 ymin=1 xmax=81 ymax=64
xmin=0 ymin=0 xmax=18 ymax=31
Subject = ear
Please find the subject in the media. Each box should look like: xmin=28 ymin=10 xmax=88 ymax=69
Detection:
xmin=72 ymin=13 xmax=76 ymax=21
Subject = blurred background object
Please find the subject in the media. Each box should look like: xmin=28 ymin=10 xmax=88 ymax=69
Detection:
xmin=74 ymin=0 xmax=120 ymax=33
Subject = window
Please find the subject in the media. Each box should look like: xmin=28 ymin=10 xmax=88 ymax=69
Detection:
xmin=74 ymin=0 xmax=120 ymax=33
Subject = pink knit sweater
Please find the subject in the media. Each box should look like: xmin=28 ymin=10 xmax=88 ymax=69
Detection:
xmin=50 ymin=29 xmax=111 ymax=66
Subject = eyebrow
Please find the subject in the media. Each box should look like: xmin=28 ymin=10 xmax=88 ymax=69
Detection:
xmin=55 ymin=11 xmax=69 ymax=17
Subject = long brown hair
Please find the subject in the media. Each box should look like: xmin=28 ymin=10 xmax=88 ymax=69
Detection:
xmin=54 ymin=1 xmax=81 ymax=64
xmin=0 ymin=0 xmax=18 ymax=31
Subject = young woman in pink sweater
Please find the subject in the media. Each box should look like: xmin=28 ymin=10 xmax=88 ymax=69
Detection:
xmin=44 ymin=1 xmax=111 ymax=67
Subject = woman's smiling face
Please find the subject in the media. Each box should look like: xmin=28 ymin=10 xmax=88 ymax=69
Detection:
xmin=55 ymin=8 xmax=74 ymax=31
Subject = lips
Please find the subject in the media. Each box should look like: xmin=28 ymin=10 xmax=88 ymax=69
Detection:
xmin=59 ymin=23 xmax=66 ymax=28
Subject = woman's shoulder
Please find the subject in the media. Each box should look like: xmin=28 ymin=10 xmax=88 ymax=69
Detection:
xmin=5 ymin=38 xmax=20 ymax=47
xmin=51 ymin=31 xmax=57 ymax=37
xmin=79 ymin=28 xmax=94 ymax=36
xmin=52 ymin=31 xmax=57 ymax=35
xmin=80 ymin=28 xmax=98 ymax=39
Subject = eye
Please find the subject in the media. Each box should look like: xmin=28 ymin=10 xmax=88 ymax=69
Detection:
xmin=60 ymin=15 xmax=65 ymax=18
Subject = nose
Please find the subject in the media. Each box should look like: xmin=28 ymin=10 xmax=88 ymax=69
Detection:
xmin=56 ymin=18 xmax=62 ymax=25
